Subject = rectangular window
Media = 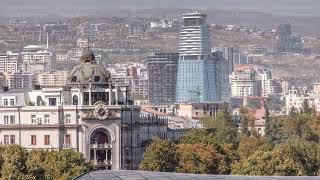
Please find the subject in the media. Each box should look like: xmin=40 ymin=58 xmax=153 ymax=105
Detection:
xmin=65 ymin=134 xmax=71 ymax=147
xmin=44 ymin=135 xmax=50 ymax=145
xmin=65 ymin=114 xmax=71 ymax=124
xmin=31 ymin=115 xmax=36 ymax=124
xmin=49 ymin=98 xmax=57 ymax=106
xmin=9 ymin=99 xmax=14 ymax=106
xmin=10 ymin=115 xmax=15 ymax=124
xmin=37 ymin=118 xmax=42 ymax=125
xmin=3 ymin=99 xmax=8 ymax=106
xmin=44 ymin=115 xmax=49 ymax=124
xmin=10 ymin=135 xmax=15 ymax=144
xmin=4 ymin=135 xmax=9 ymax=144
xmin=31 ymin=135 xmax=36 ymax=145
xmin=4 ymin=116 xmax=8 ymax=124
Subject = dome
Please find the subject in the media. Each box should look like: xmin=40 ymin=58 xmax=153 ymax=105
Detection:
xmin=66 ymin=49 xmax=111 ymax=87
xmin=81 ymin=48 xmax=95 ymax=63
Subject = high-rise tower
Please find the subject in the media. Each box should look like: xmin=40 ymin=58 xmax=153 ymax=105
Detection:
xmin=176 ymin=12 xmax=218 ymax=103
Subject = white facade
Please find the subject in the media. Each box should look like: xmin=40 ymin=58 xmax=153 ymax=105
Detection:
xmin=0 ymin=51 xmax=19 ymax=73
xmin=21 ymin=45 xmax=52 ymax=71
xmin=256 ymin=68 xmax=276 ymax=97
xmin=38 ymin=70 xmax=68 ymax=87
xmin=4 ymin=72 xmax=33 ymax=90
xmin=285 ymin=89 xmax=320 ymax=114
xmin=0 ymin=50 xmax=183 ymax=170
xmin=230 ymin=65 xmax=258 ymax=97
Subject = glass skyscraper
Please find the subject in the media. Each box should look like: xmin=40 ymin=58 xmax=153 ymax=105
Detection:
xmin=176 ymin=12 xmax=218 ymax=103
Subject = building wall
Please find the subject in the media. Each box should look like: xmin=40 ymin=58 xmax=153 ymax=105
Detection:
xmin=148 ymin=53 xmax=178 ymax=105
xmin=176 ymin=12 xmax=218 ymax=103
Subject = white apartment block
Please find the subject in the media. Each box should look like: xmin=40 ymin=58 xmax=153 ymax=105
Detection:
xmin=230 ymin=65 xmax=259 ymax=97
xmin=38 ymin=71 xmax=68 ymax=87
xmin=4 ymin=72 xmax=33 ymax=90
xmin=21 ymin=45 xmax=52 ymax=70
xmin=0 ymin=51 xmax=19 ymax=73
xmin=256 ymin=68 xmax=277 ymax=97
xmin=231 ymin=65 xmax=278 ymax=97
xmin=285 ymin=89 xmax=320 ymax=114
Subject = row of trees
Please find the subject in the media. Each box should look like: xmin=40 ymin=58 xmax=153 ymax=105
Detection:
xmin=139 ymin=102 xmax=320 ymax=175
xmin=0 ymin=145 xmax=92 ymax=180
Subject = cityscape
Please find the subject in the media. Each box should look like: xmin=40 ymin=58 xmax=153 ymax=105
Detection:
xmin=1 ymin=0 xmax=320 ymax=179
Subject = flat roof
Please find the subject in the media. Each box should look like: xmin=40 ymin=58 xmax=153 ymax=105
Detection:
xmin=73 ymin=170 xmax=320 ymax=180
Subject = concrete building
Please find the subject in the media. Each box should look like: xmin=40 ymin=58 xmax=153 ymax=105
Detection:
xmin=285 ymin=89 xmax=320 ymax=114
xmin=176 ymin=12 xmax=218 ymax=103
xmin=214 ymin=47 xmax=234 ymax=102
xmin=276 ymin=24 xmax=293 ymax=53
xmin=4 ymin=71 xmax=33 ymax=90
xmin=21 ymin=45 xmax=53 ymax=71
xmin=0 ymin=49 xmax=183 ymax=170
xmin=147 ymin=53 xmax=179 ymax=105
xmin=176 ymin=102 xmax=221 ymax=119
xmin=230 ymin=65 xmax=259 ymax=97
xmin=37 ymin=70 xmax=68 ymax=87
xmin=256 ymin=68 xmax=277 ymax=97
xmin=0 ymin=51 xmax=19 ymax=73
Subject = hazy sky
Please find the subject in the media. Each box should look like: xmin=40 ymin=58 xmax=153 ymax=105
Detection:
xmin=0 ymin=0 xmax=318 ymax=17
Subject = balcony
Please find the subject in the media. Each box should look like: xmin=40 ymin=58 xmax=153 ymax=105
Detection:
xmin=91 ymin=160 xmax=112 ymax=166
xmin=63 ymin=144 xmax=71 ymax=148
xmin=90 ymin=143 xmax=112 ymax=149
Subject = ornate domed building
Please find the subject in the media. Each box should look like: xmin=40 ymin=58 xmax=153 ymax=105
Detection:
xmin=0 ymin=48 xmax=182 ymax=170
xmin=66 ymin=48 xmax=110 ymax=88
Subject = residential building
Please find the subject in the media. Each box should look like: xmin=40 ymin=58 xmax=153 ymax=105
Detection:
xmin=4 ymin=71 xmax=33 ymax=90
xmin=147 ymin=53 xmax=178 ymax=105
xmin=230 ymin=65 xmax=259 ymax=97
xmin=38 ymin=70 xmax=68 ymax=87
xmin=176 ymin=102 xmax=221 ymax=119
xmin=21 ymin=45 xmax=52 ymax=71
xmin=0 ymin=51 xmax=19 ymax=73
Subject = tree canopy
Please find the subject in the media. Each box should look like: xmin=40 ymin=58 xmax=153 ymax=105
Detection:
xmin=0 ymin=145 xmax=92 ymax=180
xmin=140 ymin=105 xmax=320 ymax=176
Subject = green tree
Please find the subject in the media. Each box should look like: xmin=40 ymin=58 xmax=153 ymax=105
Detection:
xmin=237 ymin=136 xmax=267 ymax=160
xmin=210 ymin=102 xmax=239 ymax=146
xmin=301 ymin=99 xmax=313 ymax=115
xmin=239 ymin=107 xmax=255 ymax=137
xmin=139 ymin=139 xmax=179 ymax=172
xmin=232 ymin=139 xmax=320 ymax=176
xmin=1 ymin=145 xmax=32 ymax=180
xmin=179 ymin=129 xmax=236 ymax=174
xmin=232 ymin=149 xmax=305 ymax=176
xmin=27 ymin=149 xmax=92 ymax=180
xmin=177 ymin=143 xmax=223 ymax=174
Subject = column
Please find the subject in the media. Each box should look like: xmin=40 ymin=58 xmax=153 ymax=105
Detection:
xmin=105 ymin=149 xmax=108 ymax=162
xmin=94 ymin=149 xmax=96 ymax=161
xmin=89 ymin=81 xmax=92 ymax=105
xmin=108 ymin=90 xmax=112 ymax=105
xmin=115 ymin=90 xmax=118 ymax=105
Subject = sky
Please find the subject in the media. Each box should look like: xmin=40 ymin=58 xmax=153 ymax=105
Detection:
xmin=0 ymin=0 xmax=319 ymax=17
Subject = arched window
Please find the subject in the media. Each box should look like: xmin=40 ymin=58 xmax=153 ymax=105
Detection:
xmin=73 ymin=95 xmax=78 ymax=105
xmin=36 ymin=96 xmax=42 ymax=106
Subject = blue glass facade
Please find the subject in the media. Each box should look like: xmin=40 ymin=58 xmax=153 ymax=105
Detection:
xmin=176 ymin=59 xmax=218 ymax=103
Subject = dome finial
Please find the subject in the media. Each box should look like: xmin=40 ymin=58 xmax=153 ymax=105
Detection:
xmin=80 ymin=44 xmax=95 ymax=63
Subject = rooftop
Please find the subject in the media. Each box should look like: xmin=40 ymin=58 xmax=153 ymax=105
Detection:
xmin=73 ymin=170 xmax=319 ymax=180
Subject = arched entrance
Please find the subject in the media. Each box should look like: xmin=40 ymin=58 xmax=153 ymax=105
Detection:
xmin=89 ymin=128 xmax=113 ymax=170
